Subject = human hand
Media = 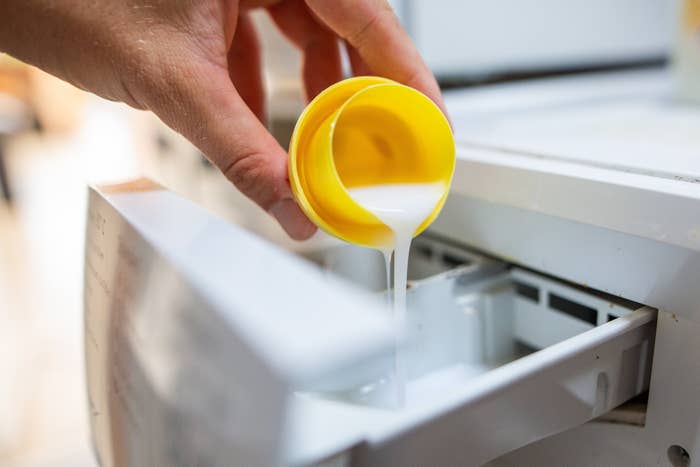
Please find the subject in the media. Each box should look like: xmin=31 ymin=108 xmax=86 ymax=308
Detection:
xmin=0 ymin=0 xmax=445 ymax=239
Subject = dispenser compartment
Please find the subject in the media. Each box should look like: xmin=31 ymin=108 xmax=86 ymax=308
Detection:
xmin=289 ymin=235 xmax=657 ymax=467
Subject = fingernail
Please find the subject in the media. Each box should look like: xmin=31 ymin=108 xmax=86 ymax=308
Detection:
xmin=269 ymin=198 xmax=317 ymax=240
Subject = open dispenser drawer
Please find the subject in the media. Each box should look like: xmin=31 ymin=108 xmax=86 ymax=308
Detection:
xmin=290 ymin=237 xmax=656 ymax=467
xmin=85 ymin=186 xmax=656 ymax=467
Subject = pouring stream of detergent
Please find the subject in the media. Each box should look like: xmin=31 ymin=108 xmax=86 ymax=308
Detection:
xmin=348 ymin=182 xmax=446 ymax=407
xmin=287 ymin=76 xmax=455 ymax=408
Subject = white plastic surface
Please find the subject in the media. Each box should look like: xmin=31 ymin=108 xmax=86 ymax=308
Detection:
xmin=85 ymin=183 xmax=656 ymax=467
xmin=84 ymin=184 xmax=395 ymax=467
xmin=446 ymin=70 xmax=700 ymax=182
xmin=99 ymin=187 xmax=395 ymax=382
xmin=286 ymin=306 xmax=655 ymax=467
xmin=485 ymin=310 xmax=700 ymax=467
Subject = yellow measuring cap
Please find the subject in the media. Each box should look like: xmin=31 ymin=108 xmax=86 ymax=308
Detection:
xmin=289 ymin=76 xmax=455 ymax=248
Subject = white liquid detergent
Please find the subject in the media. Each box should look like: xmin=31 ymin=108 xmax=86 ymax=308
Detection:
xmin=348 ymin=182 xmax=445 ymax=407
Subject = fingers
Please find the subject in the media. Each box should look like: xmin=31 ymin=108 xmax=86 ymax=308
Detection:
xmin=209 ymin=85 xmax=317 ymax=240
xmin=344 ymin=40 xmax=372 ymax=76
xmin=305 ymin=0 xmax=446 ymax=114
xmin=228 ymin=12 xmax=266 ymax=122
xmin=151 ymin=61 xmax=316 ymax=240
xmin=267 ymin=0 xmax=342 ymax=100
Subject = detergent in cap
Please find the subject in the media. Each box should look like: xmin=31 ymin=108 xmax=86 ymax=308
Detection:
xmin=289 ymin=76 xmax=455 ymax=249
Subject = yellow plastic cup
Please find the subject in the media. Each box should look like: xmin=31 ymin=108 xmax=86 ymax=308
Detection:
xmin=289 ymin=76 xmax=455 ymax=248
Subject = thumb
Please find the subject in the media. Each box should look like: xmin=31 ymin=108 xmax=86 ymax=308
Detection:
xmin=150 ymin=65 xmax=317 ymax=240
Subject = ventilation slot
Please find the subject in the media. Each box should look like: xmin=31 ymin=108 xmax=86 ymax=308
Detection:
xmin=442 ymin=252 xmax=469 ymax=268
xmin=514 ymin=281 xmax=540 ymax=303
xmin=549 ymin=293 xmax=597 ymax=325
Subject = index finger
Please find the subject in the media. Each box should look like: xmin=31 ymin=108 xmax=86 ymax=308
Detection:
xmin=304 ymin=0 xmax=445 ymax=113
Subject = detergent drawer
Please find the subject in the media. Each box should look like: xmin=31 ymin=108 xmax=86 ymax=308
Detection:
xmin=288 ymin=239 xmax=657 ymax=467
xmin=85 ymin=183 xmax=656 ymax=467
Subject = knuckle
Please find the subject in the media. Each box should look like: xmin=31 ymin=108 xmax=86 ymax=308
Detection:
xmin=223 ymin=151 xmax=279 ymax=209
xmin=348 ymin=3 xmax=395 ymax=48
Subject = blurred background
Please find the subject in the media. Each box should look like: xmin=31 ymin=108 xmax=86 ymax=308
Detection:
xmin=0 ymin=0 xmax=696 ymax=465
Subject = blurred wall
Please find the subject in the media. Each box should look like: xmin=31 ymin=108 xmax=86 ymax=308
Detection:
xmin=393 ymin=0 xmax=673 ymax=79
